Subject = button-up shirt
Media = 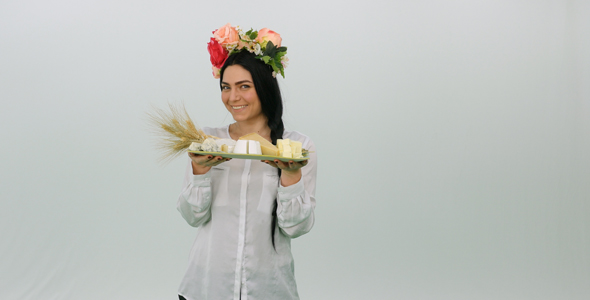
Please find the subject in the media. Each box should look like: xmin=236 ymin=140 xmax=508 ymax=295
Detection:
xmin=177 ymin=126 xmax=317 ymax=300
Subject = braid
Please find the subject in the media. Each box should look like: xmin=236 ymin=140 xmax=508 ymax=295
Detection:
xmin=269 ymin=118 xmax=284 ymax=251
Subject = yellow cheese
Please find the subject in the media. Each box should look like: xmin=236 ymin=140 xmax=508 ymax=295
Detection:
xmin=283 ymin=145 xmax=292 ymax=158
xmin=291 ymin=141 xmax=302 ymax=158
xmin=275 ymin=139 xmax=289 ymax=158
xmin=221 ymin=144 xmax=228 ymax=153
xmin=277 ymin=140 xmax=284 ymax=152
xmin=238 ymin=132 xmax=279 ymax=156
xmin=276 ymin=139 xmax=304 ymax=158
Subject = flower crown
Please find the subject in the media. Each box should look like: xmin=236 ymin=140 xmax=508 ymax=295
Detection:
xmin=207 ymin=23 xmax=288 ymax=79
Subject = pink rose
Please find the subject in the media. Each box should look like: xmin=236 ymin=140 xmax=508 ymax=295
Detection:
xmin=237 ymin=39 xmax=250 ymax=50
xmin=213 ymin=23 xmax=239 ymax=46
xmin=256 ymin=28 xmax=282 ymax=48
xmin=211 ymin=66 xmax=221 ymax=79
xmin=208 ymin=38 xmax=228 ymax=69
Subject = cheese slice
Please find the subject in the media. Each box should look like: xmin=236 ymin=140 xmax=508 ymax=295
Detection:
xmin=278 ymin=139 xmax=302 ymax=158
xmin=238 ymin=132 xmax=279 ymax=156
xmin=248 ymin=140 xmax=262 ymax=155
xmin=233 ymin=140 xmax=248 ymax=154
xmin=291 ymin=141 xmax=302 ymax=158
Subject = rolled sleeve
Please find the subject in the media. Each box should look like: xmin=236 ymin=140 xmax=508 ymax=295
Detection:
xmin=277 ymin=179 xmax=315 ymax=238
xmin=177 ymin=161 xmax=213 ymax=227
xmin=278 ymin=179 xmax=305 ymax=201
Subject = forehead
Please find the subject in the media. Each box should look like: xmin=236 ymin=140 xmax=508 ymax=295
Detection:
xmin=222 ymin=65 xmax=253 ymax=84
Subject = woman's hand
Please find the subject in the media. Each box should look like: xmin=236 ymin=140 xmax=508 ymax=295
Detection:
xmin=262 ymin=159 xmax=309 ymax=186
xmin=189 ymin=153 xmax=231 ymax=175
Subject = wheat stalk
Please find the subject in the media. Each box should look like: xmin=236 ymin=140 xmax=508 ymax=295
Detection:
xmin=147 ymin=102 xmax=216 ymax=163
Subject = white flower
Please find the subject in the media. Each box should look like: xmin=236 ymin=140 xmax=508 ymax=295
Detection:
xmin=281 ymin=56 xmax=289 ymax=68
xmin=272 ymin=71 xmax=277 ymax=78
xmin=254 ymin=43 xmax=262 ymax=55
xmin=226 ymin=44 xmax=237 ymax=52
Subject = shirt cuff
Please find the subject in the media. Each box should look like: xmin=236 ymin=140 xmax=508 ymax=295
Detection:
xmin=278 ymin=179 xmax=305 ymax=202
xmin=192 ymin=172 xmax=212 ymax=187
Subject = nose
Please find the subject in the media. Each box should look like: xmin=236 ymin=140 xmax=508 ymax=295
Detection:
xmin=229 ymin=88 xmax=239 ymax=102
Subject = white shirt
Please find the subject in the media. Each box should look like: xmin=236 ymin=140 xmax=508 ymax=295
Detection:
xmin=177 ymin=126 xmax=317 ymax=300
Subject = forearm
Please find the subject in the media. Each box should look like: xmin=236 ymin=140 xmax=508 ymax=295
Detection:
xmin=276 ymin=179 xmax=316 ymax=238
xmin=192 ymin=160 xmax=211 ymax=175
xmin=178 ymin=161 xmax=213 ymax=227
xmin=280 ymin=169 xmax=301 ymax=187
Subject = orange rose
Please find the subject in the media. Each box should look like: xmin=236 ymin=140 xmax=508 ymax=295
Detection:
xmin=213 ymin=23 xmax=239 ymax=46
xmin=256 ymin=28 xmax=282 ymax=48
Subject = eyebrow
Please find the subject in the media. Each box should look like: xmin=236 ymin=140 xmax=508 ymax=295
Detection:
xmin=221 ymin=80 xmax=253 ymax=85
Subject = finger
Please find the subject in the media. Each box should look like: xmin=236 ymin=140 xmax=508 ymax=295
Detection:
xmin=189 ymin=153 xmax=208 ymax=164
xmin=207 ymin=156 xmax=229 ymax=167
xmin=274 ymin=159 xmax=291 ymax=170
xmin=188 ymin=152 xmax=206 ymax=159
xmin=281 ymin=160 xmax=308 ymax=171
xmin=287 ymin=160 xmax=303 ymax=171
xmin=262 ymin=160 xmax=279 ymax=168
xmin=195 ymin=155 xmax=216 ymax=166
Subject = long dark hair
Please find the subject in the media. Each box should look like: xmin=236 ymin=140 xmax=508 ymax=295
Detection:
xmin=219 ymin=51 xmax=284 ymax=250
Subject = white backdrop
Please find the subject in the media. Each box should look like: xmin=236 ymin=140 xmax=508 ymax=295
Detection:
xmin=1 ymin=0 xmax=589 ymax=299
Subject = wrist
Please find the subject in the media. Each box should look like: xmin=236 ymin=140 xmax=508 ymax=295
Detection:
xmin=192 ymin=161 xmax=211 ymax=175
xmin=280 ymin=169 xmax=301 ymax=186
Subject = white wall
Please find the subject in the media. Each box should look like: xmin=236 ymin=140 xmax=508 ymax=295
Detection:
xmin=1 ymin=0 xmax=588 ymax=299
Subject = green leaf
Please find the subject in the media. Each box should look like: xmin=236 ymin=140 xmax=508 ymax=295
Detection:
xmin=264 ymin=41 xmax=277 ymax=57
xmin=261 ymin=56 xmax=271 ymax=63
xmin=249 ymin=31 xmax=258 ymax=40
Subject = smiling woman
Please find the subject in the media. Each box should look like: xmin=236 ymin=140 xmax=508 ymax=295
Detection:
xmin=176 ymin=24 xmax=317 ymax=300
xmin=221 ymin=65 xmax=264 ymax=126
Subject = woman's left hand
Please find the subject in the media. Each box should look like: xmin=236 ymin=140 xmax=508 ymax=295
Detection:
xmin=261 ymin=159 xmax=309 ymax=172
xmin=262 ymin=159 xmax=309 ymax=186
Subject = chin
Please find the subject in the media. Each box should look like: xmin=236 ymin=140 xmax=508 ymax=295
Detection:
xmin=231 ymin=115 xmax=247 ymax=122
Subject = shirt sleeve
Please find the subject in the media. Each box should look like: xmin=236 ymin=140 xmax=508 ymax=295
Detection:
xmin=276 ymin=139 xmax=317 ymax=238
xmin=177 ymin=159 xmax=213 ymax=227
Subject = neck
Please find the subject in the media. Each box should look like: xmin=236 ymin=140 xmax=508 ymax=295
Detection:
xmin=230 ymin=117 xmax=271 ymax=140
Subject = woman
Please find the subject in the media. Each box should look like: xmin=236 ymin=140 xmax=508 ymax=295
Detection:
xmin=176 ymin=25 xmax=317 ymax=300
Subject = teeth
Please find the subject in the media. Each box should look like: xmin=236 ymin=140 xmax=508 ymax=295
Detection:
xmin=232 ymin=105 xmax=247 ymax=109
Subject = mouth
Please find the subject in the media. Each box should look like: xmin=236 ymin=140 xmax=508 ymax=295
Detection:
xmin=232 ymin=105 xmax=248 ymax=110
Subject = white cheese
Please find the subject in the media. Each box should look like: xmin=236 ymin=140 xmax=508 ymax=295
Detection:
xmin=234 ymin=140 xmax=248 ymax=154
xmin=188 ymin=142 xmax=202 ymax=151
xmin=233 ymin=140 xmax=262 ymax=154
xmin=248 ymin=140 xmax=262 ymax=155
xmin=200 ymin=138 xmax=220 ymax=152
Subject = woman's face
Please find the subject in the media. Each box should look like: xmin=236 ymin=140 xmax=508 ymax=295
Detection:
xmin=221 ymin=65 xmax=264 ymax=124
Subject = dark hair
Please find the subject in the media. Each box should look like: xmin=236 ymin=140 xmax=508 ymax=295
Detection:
xmin=219 ymin=51 xmax=284 ymax=250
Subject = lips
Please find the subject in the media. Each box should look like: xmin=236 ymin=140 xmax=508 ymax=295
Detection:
xmin=232 ymin=105 xmax=248 ymax=111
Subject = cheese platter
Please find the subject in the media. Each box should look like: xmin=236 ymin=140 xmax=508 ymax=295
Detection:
xmin=187 ymin=132 xmax=310 ymax=162
xmin=187 ymin=150 xmax=309 ymax=162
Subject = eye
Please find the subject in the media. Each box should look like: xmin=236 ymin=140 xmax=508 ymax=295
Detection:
xmin=240 ymin=84 xmax=250 ymax=89
xmin=221 ymin=85 xmax=230 ymax=91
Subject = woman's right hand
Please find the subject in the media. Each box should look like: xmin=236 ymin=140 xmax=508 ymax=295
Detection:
xmin=189 ymin=153 xmax=231 ymax=175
